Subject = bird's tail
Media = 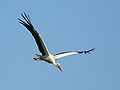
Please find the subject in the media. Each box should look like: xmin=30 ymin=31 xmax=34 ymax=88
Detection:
xmin=35 ymin=54 xmax=41 ymax=58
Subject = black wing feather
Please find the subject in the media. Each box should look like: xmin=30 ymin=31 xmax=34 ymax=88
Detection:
xmin=78 ymin=48 xmax=95 ymax=54
xmin=18 ymin=13 xmax=48 ymax=55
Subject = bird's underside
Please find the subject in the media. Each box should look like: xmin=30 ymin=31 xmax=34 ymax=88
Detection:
xmin=18 ymin=12 xmax=95 ymax=72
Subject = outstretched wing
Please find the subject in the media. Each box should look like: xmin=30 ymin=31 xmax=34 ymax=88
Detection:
xmin=18 ymin=13 xmax=49 ymax=55
xmin=54 ymin=48 xmax=95 ymax=60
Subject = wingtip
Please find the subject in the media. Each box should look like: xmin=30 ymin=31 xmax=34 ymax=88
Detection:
xmin=82 ymin=48 xmax=95 ymax=54
xmin=90 ymin=48 xmax=95 ymax=51
xmin=17 ymin=18 xmax=22 ymax=21
xmin=87 ymin=48 xmax=95 ymax=54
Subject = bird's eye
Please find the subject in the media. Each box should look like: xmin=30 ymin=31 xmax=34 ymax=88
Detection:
xmin=57 ymin=63 xmax=60 ymax=66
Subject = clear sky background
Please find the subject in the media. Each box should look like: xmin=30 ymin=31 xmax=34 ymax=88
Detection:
xmin=0 ymin=0 xmax=120 ymax=90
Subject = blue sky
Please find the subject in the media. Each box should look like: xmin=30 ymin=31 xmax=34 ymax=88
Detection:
xmin=0 ymin=0 xmax=120 ymax=90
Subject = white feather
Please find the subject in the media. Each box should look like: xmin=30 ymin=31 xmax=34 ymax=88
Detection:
xmin=54 ymin=52 xmax=79 ymax=59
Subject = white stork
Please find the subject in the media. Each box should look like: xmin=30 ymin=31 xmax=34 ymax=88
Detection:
xmin=18 ymin=13 xmax=95 ymax=72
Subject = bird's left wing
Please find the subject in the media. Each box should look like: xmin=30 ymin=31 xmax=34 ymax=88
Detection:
xmin=18 ymin=13 xmax=49 ymax=55
xmin=54 ymin=48 xmax=95 ymax=60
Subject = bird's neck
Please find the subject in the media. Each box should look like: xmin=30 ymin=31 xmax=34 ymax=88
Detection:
xmin=52 ymin=62 xmax=57 ymax=66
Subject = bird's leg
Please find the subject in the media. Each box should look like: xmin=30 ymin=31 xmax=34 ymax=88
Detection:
xmin=33 ymin=57 xmax=43 ymax=61
xmin=33 ymin=57 xmax=39 ymax=61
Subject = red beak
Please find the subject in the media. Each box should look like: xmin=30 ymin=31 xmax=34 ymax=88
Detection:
xmin=58 ymin=65 xmax=63 ymax=72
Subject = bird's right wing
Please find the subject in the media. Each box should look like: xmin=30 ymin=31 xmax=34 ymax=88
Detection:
xmin=18 ymin=13 xmax=49 ymax=55
xmin=54 ymin=48 xmax=95 ymax=60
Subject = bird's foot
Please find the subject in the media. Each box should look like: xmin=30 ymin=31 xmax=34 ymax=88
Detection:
xmin=33 ymin=57 xmax=39 ymax=60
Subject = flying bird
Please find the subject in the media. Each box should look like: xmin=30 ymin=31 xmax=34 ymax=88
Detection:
xmin=18 ymin=13 xmax=95 ymax=72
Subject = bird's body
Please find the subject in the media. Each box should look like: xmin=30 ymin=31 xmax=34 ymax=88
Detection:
xmin=18 ymin=13 xmax=95 ymax=72
xmin=41 ymin=54 xmax=55 ymax=64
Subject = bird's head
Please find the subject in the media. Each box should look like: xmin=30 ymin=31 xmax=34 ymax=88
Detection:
xmin=56 ymin=63 xmax=63 ymax=72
